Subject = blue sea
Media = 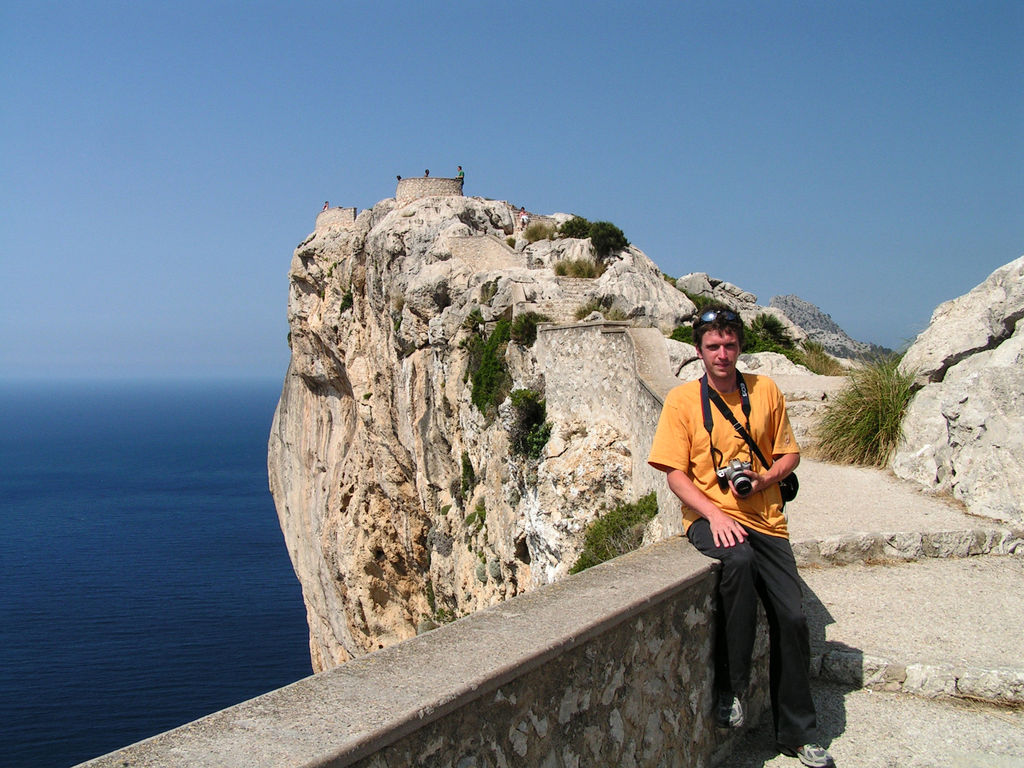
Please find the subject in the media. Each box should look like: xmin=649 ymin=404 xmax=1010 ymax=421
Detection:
xmin=0 ymin=380 xmax=313 ymax=768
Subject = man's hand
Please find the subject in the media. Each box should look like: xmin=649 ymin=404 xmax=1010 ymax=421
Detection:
xmin=663 ymin=467 xmax=750 ymax=548
xmin=734 ymin=453 xmax=800 ymax=499
xmin=708 ymin=509 xmax=748 ymax=548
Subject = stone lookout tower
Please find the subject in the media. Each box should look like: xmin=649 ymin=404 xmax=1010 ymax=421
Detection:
xmin=315 ymin=175 xmax=465 ymax=229
xmin=395 ymin=175 xmax=464 ymax=203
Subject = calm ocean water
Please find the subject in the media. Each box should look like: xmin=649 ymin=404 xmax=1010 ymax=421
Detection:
xmin=0 ymin=380 xmax=312 ymax=768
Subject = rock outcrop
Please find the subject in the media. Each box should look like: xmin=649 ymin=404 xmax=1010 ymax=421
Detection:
xmin=769 ymin=294 xmax=891 ymax=360
xmin=891 ymin=256 xmax=1024 ymax=523
xmin=268 ymin=189 xmax=883 ymax=670
xmin=268 ymin=193 xmax=706 ymax=670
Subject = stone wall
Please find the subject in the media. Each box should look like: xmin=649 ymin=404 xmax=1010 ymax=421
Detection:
xmin=535 ymin=322 xmax=686 ymax=535
xmin=316 ymin=206 xmax=357 ymax=229
xmin=78 ymin=539 xmax=766 ymax=768
xmin=396 ymin=176 xmax=464 ymax=202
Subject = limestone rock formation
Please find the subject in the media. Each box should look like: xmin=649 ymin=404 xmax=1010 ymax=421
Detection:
xmin=268 ymin=189 xmax=860 ymax=670
xmin=769 ymin=294 xmax=891 ymax=360
xmin=891 ymin=256 xmax=1024 ymax=523
xmin=268 ymin=193 xmax=702 ymax=670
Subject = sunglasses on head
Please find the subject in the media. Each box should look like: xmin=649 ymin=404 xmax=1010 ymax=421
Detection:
xmin=695 ymin=309 xmax=740 ymax=326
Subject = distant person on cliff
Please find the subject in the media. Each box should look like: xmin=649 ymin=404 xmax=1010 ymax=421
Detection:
xmin=322 ymin=201 xmax=329 ymax=211
xmin=518 ymin=207 xmax=529 ymax=229
xmin=648 ymin=306 xmax=834 ymax=768
xmin=424 ymin=169 xmax=429 ymax=177
xmin=456 ymin=165 xmax=464 ymax=181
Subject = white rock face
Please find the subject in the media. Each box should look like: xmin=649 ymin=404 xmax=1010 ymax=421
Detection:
xmin=268 ymin=194 xmax=699 ymax=670
xmin=900 ymin=256 xmax=1024 ymax=386
xmin=268 ymin=192 xmax=868 ymax=669
xmin=892 ymin=256 xmax=1024 ymax=522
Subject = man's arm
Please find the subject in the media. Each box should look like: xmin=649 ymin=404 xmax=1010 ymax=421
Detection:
xmin=663 ymin=468 xmax=749 ymax=548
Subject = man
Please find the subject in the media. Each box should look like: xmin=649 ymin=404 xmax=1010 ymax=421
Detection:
xmin=648 ymin=305 xmax=834 ymax=768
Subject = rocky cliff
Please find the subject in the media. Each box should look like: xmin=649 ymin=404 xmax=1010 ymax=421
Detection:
xmin=892 ymin=255 xmax=1024 ymax=523
xmin=267 ymin=194 xmax=708 ymax=670
xmin=268 ymin=190 xmax=884 ymax=670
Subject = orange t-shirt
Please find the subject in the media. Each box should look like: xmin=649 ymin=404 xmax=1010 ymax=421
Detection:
xmin=647 ymin=374 xmax=799 ymax=538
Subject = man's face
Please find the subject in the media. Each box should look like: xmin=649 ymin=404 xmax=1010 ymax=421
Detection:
xmin=697 ymin=328 xmax=741 ymax=381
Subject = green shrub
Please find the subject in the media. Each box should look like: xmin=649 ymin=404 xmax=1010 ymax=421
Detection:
xmin=509 ymin=389 xmax=552 ymax=459
xmin=464 ymin=501 xmax=486 ymax=531
xmin=569 ymin=493 xmax=659 ymax=574
xmin=506 ymin=236 xmax=516 ymax=247
xmin=573 ymin=299 xmax=627 ymax=321
xmin=524 ymin=221 xmax=555 ymax=242
xmin=559 ymin=216 xmax=592 ymax=239
xmin=425 ymin=580 xmax=436 ymax=613
xmin=670 ymin=325 xmax=694 ymax=345
xmin=574 ymin=300 xmax=603 ymax=320
xmin=460 ymin=451 xmax=476 ymax=500
xmin=554 ymin=258 xmax=605 ymax=278
xmin=510 ymin=312 xmax=551 ymax=346
xmin=743 ymin=313 xmax=806 ymax=366
xmin=748 ymin=313 xmax=794 ymax=349
xmin=470 ymin=319 xmax=512 ymax=414
xmin=814 ymin=356 xmax=916 ymax=467
xmin=588 ymin=221 xmax=628 ymax=260
xmin=800 ymin=341 xmax=846 ymax=376
xmin=462 ymin=308 xmax=485 ymax=331
xmin=339 ymin=289 xmax=354 ymax=312
xmin=682 ymin=291 xmax=715 ymax=312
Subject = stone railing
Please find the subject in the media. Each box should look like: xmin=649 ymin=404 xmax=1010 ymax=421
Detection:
xmin=316 ymin=206 xmax=357 ymax=229
xmin=395 ymin=176 xmax=464 ymax=202
xmin=78 ymin=539 xmax=766 ymax=768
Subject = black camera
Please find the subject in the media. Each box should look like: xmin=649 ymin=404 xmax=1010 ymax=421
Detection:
xmin=717 ymin=459 xmax=753 ymax=497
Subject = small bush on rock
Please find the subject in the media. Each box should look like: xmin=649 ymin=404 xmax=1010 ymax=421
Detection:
xmin=510 ymin=312 xmax=551 ymax=346
xmin=683 ymin=291 xmax=716 ymax=312
xmin=469 ymin=319 xmax=512 ymax=414
xmin=559 ymin=216 xmax=592 ymax=239
xmin=589 ymin=221 xmax=629 ymax=260
xmin=748 ymin=313 xmax=794 ymax=349
xmin=554 ymin=258 xmax=605 ymax=278
xmin=670 ymin=325 xmax=694 ymax=345
xmin=569 ymin=493 xmax=658 ymax=573
xmin=509 ymin=389 xmax=552 ymax=460
xmin=524 ymin=222 xmax=555 ymax=243
xmin=460 ymin=451 xmax=476 ymax=500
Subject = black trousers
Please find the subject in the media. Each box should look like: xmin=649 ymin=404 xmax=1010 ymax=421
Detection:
xmin=687 ymin=518 xmax=817 ymax=746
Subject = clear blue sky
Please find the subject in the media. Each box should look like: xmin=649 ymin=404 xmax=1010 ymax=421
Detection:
xmin=2 ymin=1 xmax=1021 ymax=380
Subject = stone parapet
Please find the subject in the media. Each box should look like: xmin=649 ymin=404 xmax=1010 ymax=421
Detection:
xmin=316 ymin=207 xmax=357 ymax=229
xmin=77 ymin=539 xmax=767 ymax=768
xmin=396 ymin=176 xmax=464 ymax=202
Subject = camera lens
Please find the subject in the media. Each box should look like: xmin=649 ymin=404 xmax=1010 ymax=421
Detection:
xmin=733 ymin=474 xmax=753 ymax=497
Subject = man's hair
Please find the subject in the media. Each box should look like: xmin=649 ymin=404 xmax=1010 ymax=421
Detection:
xmin=693 ymin=303 xmax=745 ymax=349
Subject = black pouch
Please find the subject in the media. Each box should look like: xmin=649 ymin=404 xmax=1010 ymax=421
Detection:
xmin=779 ymin=472 xmax=799 ymax=503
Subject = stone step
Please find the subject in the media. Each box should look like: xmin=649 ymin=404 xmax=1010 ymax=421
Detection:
xmin=723 ymin=681 xmax=1024 ymax=768
xmin=801 ymin=555 xmax=1024 ymax=705
xmin=785 ymin=459 xmax=1022 ymax=556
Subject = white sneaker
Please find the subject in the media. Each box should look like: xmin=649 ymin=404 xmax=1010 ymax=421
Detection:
xmin=715 ymin=691 xmax=744 ymax=728
xmin=779 ymin=743 xmax=835 ymax=767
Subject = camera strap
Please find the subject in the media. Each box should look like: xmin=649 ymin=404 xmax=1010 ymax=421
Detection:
xmin=700 ymin=372 xmax=772 ymax=472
